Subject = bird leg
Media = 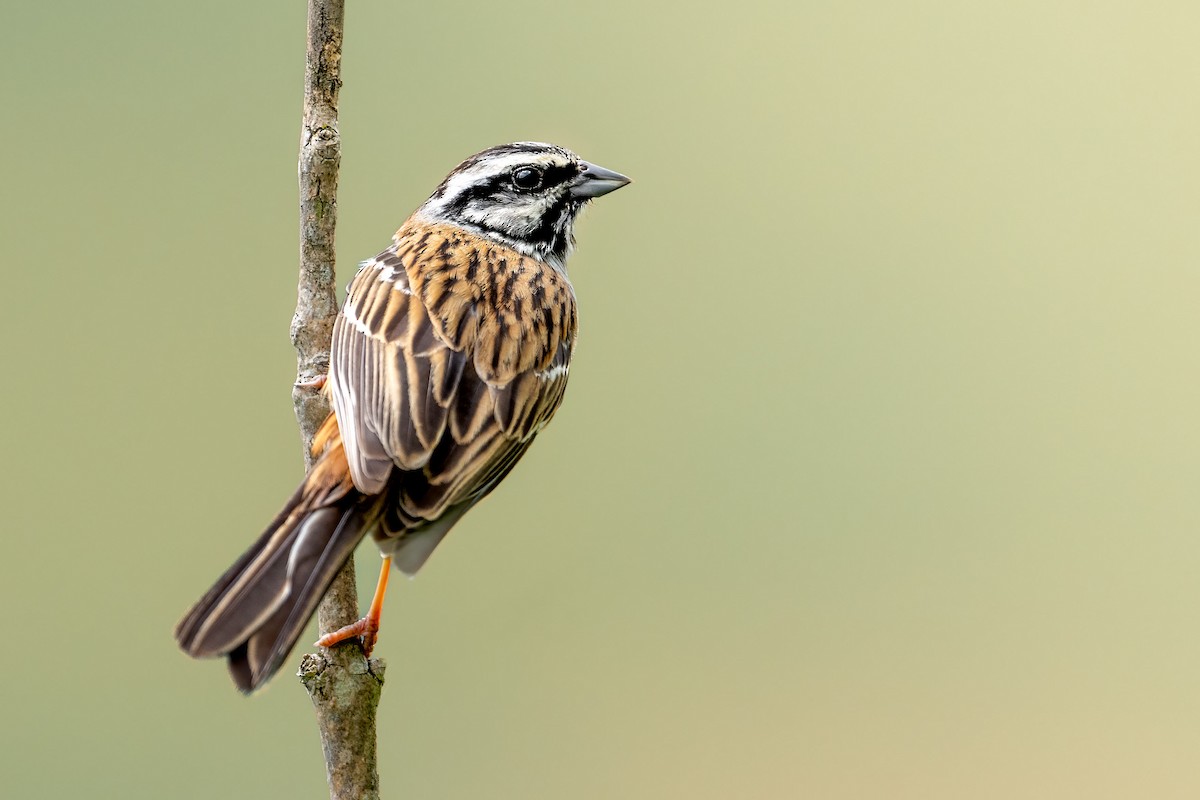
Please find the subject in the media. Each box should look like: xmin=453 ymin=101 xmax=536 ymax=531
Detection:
xmin=315 ymin=556 xmax=392 ymax=657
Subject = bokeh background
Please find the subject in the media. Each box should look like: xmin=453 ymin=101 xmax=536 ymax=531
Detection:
xmin=4 ymin=1 xmax=1200 ymax=797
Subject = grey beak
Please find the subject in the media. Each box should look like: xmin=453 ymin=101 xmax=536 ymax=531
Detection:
xmin=570 ymin=161 xmax=632 ymax=199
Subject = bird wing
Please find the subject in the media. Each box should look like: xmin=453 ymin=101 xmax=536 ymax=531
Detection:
xmin=328 ymin=220 xmax=577 ymax=537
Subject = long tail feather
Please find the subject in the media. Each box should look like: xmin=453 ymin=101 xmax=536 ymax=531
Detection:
xmin=175 ymin=420 xmax=378 ymax=692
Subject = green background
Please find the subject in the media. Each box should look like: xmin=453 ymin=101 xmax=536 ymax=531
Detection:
xmin=5 ymin=1 xmax=1200 ymax=797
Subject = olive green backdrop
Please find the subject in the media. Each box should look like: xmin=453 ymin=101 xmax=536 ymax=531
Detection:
xmin=4 ymin=1 xmax=1200 ymax=797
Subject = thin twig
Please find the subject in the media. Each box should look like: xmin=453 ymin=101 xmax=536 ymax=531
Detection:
xmin=291 ymin=1 xmax=386 ymax=798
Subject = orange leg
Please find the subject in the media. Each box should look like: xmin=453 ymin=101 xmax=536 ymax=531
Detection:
xmin=315 ymin=556 xmax=392 ymax=657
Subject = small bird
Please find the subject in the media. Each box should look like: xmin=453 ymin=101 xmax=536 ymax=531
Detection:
xmin=175 ymin=142 xmax=629 ymax=691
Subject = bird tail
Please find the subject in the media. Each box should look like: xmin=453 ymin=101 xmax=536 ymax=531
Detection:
xmin=175 ymin=416 xmax=378 ymax=692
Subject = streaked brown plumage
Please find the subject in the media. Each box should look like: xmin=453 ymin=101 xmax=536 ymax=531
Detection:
xmin=175 ymin=142 xmax=629 ymax=691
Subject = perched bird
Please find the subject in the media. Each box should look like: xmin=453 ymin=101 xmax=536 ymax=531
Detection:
xmin=175 ymin=142 xmax=629 ymax=691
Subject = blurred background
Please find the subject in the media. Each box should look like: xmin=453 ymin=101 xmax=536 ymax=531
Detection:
xmin=4 ymin=1 xmax=1200 ymax=797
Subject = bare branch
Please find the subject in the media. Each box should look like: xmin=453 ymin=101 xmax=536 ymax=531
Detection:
xmin=292 ymin=1 xmax=386 ymax=798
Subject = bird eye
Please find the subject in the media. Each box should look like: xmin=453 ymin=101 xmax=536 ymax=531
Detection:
xmin=512 ymin=166 xmax=544 ymax=191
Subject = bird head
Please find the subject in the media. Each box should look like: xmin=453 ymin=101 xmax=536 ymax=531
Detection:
xmin=416 ymin=142 xmax=630 ymax=269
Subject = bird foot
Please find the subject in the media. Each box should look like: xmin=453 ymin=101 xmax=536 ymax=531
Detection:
xmin=315 ymin=616 xmax=379 ymax=658
xmin=295 ymin=373 xmax=327 ymax=390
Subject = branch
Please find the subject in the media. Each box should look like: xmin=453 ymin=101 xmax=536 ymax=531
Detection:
xmin=291 ymin=1 xmax=386 ymax=798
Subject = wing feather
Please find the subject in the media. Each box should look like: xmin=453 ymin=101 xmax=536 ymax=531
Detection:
xmin=329 ymin=221 xmax=578 ymax=562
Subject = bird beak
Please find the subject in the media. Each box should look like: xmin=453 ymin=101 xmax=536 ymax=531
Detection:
xmin=570 ymin=161 xmax=632 ymax=199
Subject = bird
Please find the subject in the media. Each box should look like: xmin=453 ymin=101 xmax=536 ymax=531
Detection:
xmin=175 ymin=142 xmax=630 ymax=692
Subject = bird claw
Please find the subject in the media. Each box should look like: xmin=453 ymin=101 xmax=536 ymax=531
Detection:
xmin=315 ymin=616 xmax=380 ymax=657
xmin=295 ymin=373 xmax=328 ymax=390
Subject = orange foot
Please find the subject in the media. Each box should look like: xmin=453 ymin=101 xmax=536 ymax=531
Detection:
xmin=316 ymin=615 xmax=380 ymax=657
xmin=295 ymin=373 xmax=327 ymax=390
xmin=314 ymin=556 xmax=391 ymax=658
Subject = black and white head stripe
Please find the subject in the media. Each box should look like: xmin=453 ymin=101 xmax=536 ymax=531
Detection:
xmin=416 ymin=142 xmax=588 ymax=268
xmin=427 ymin=142 xmax=578 ymax=200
